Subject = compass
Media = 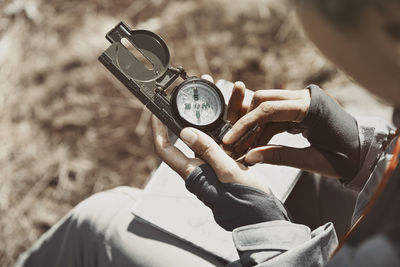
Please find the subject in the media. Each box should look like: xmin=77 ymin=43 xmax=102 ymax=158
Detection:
xmin=99 ymin=21 xmax=254 ymax=149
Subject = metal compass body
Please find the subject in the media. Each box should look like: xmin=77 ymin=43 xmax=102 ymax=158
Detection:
xmin=100 ymin=22 xmax=252 ymax=147
xmin=172 ymin=78 xmax=225 ymax=129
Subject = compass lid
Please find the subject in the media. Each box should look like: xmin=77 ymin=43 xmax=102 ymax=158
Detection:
xmin=105 ymin=22 xmax=170 ymax=82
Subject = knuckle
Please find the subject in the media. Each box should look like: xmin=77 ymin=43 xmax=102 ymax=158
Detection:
xmin=196 ymin=139 xmax=214 ymax=158
xmin=154 ymin=142 xmax=168 ymax=157
xmin=153 ymin=143 xmax=162 ymax=155
xmin=253 ymin=90 xmax=263 ymax=101
xmin=259 ymin=102 xmax=275 ymax=117
xmin=293 ymin=99 xmax=309 ymax=122
xmin=235 ymin=119 xmax=250 ymax=133
xmin=252 ymin=91 xmax=264 ymax=106
xmin=300 ymin=89 xmax=311 ymax=101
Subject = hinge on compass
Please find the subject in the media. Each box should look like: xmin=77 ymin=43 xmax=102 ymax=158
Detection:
xmin=155 ymin=66 xmax=188 ymax=96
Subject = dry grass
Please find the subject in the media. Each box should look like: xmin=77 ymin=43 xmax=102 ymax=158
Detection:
xmin=0 ymin=0 xmax=391 ymax=265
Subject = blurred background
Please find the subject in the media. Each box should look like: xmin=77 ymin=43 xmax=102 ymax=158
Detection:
xmin=0 ymin=0 xmax=393 ymax=265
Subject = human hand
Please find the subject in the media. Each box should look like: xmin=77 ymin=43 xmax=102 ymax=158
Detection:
xmin=223 ymin=84 xmax=311 ymax=147
xmin=223 ymin=83 xmax=341 ymax=178
xmin=223 ymin=84 xmax=361 ymax=180
xmin=151 ymin=114 xmax=271 ymax=193
xmin=151 ymin=75 xmax=291 ymax=230
xmin=151 ymin=75 xmax=270 ymax=193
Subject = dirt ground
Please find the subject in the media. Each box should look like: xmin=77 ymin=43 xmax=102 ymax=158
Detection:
xmin=0 ymin=0 xmax=393 ymax=265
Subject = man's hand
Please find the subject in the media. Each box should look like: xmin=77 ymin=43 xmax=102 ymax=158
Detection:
xmin=223 ymin=84 xmax=341 ymax=178
xmin=223 ymin=84 xmax=360 ymax=179
xmin=151 ymin=75 xmax=270 ymax=194
xmin=223 ymin=87 xmax=311 ymax=146
xmin=151 ymin=76 xmax=301 ymax=230
xmin=152 ymin=115 xmax=271 ymax=192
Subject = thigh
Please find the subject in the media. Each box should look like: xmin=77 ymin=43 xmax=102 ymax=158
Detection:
xmin=16 ymin=186 xmax=142 ymax=267
xmin=16 ymin=186 xmax=225 ymax=267
xmin=103 ymin=189 xmax=226 ymax=267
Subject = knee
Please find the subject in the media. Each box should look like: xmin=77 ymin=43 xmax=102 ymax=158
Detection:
xmin=68 ymin=186 xmax=140 ymax=236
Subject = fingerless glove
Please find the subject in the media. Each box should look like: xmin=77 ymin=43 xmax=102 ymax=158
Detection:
xmin=289 ymin=85 xmax=360 ymax=181
xmin=185 ymin=164 xmax=290 ymax=231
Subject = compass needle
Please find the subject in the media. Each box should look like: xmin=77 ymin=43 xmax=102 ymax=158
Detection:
xmin=194 ymin=87 xmax=199 ymax=101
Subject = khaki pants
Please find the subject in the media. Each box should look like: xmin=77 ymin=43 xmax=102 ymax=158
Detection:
xmin=15 ymin=187 xmax=226 ymax=267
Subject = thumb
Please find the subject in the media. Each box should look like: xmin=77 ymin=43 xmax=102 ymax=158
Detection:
xmin=245 ymin=145 xmax=340 ymax=178
xmin=180 ymin=127 xmax=241 ymax=180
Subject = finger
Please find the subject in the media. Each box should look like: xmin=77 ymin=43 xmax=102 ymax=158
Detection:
xmin=248 ymin=89 xmax=310 ymax=112
xmin=223 ymin=99 xmax=307 ymax=144
xmin=151 ymin=115 xmax=202 ymax=178
xmin=227 ymin=81 xmax=246 ymax=123
xmin=201 ymin=74 xmax=214 ymax=83
xmin=180 ymin=127 xmax=243 ymax=182
xmin=228 ymin=124 xmax=264 ymax=159
xmin=245 ymin=145 xmax=340 ymax=178
xmin=229 ymin=122 xmax=287 ymax=159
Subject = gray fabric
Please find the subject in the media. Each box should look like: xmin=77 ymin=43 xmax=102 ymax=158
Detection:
xmin=392 ymin=107 xmax=400 ymax=128
xmin=351 ymin=135 xmax=397 ymax=224
xmin=328 ymin=235 xmax=400 ymax=267
xmin=185 ymin=164 xmax=290 ymax=231
xmin=346 ymin=148 xmax=400 ymax=246
xmin=345 ymin=116 xmax=395 ymax=192
xmin=231 ymin=222 xmax=337 ymax=267
xmin=289 ymin=85 xmax=361 ymax=180
xmin=15 ymin=186 xmax=226 ymax=267
xmin=15 ymin=112 xmax=399 ymax=267
xmin=233 ymin=120 xmax=400 ymax=266
xmin=328 ymin=173 xmax=400 ymax=266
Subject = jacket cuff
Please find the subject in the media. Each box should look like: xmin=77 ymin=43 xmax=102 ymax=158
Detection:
xmin=232 ymin=221 xmax=310 ymax=252
xmin=343 ymin=116 xmax=395 ymax=191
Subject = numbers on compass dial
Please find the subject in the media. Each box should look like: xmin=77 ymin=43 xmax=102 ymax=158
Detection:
xmin=175 ymin=82 xmax=222 ymax=126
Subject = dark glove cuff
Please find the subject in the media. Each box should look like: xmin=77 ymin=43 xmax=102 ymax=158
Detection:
xmin=186 ymin=164 xmax=290 ymax=231
xmin=288 ymin=84 xmax=360 ymax=180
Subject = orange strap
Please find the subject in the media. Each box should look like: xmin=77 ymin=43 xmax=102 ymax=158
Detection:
xmin=331 ymin=133 xmax=400 ymax=257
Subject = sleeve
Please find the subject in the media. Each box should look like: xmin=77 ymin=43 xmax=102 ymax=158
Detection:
xmin=343 ymin=116 xmax=395 ymax=192
xmin=289 ymin=85 xmax=395 ymax=188
xmin=229 ymin=221 xmax=338 ymax=267
xmin=185 ymin=164 xmax=338 ymax=266
xmin=327 ymin=235 xmax=400 ymax=267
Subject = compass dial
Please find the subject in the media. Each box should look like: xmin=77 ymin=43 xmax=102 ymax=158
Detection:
xmin=175 ymin=81 xmax=223 ymax=126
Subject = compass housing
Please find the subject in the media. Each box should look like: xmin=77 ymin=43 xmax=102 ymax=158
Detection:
xmin=171 ymin=77 xmax=226 ymax=130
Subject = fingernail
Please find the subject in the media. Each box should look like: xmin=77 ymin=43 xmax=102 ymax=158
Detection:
xmin=222 ymin=129 xmax=233 ymax=144
xmin=201 ymin=74 xmax=213 ymax=82
xmin=180 ymin=128 xmax=198 ymax=146
xmin=245 ymin=151 xmax=263 ymax=164
xmin=234 ymin=81 xmax=245 ymax=89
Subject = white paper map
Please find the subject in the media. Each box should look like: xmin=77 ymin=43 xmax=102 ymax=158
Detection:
xmin=131 ymin=133 xmax=309 ymax=262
